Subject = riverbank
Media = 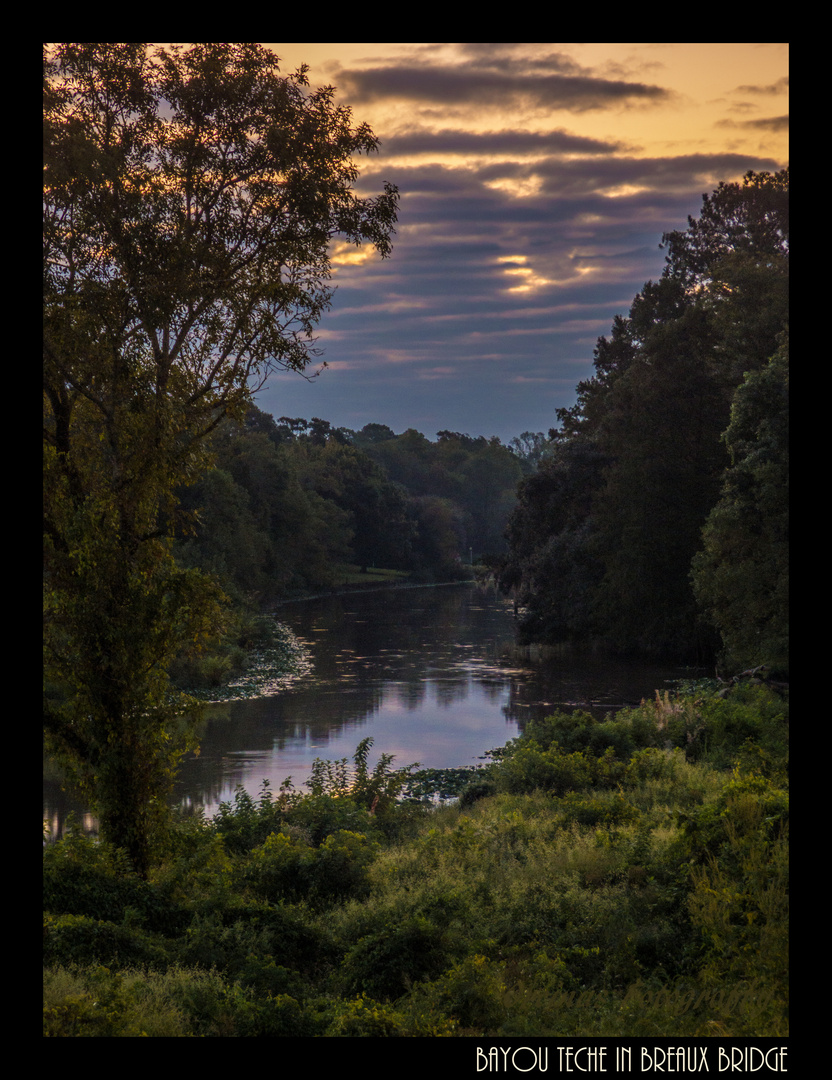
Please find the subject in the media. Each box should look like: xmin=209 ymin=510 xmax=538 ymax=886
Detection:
xmin=185 ymin=618 xmax=313 ymax=704
xmin=45 ymin=584 xmax=704 ymax=841
xmin=168 ymin=584 xmax=703 ymax=817
xmin=272 ymin=566 xmax=477 ymax=606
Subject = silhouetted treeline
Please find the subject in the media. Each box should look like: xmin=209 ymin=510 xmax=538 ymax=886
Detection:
xmin=176 ymin=412 xmax=527 ymax=601
xmin=497 ymin=170 xmax=789 ymax=672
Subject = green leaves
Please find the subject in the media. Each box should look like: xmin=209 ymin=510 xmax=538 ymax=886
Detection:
xmin=44 ymin=43 xmax=398 ymax=874
xmin=691 ymin=336 xmax=789 ymax=672
xmin=499 ymin=170 xmax=788 ymax=664
xmin=306 ymin=737 xmax=420 ymax=816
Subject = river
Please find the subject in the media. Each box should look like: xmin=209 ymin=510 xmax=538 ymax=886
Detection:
xmin=44 ymin=582 xmax=696 ymax=832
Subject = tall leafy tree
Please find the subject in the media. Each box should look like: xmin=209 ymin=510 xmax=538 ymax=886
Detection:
xmin=590 ymin=296 xmax=726 ymax=655
xmin=362 ymin=429 xmax=523 ymax=560
xmin=692 ymin=334 xmax=789 ymax=672
xmin=591 ymin=173 xmax=788 ymax=655
xmin=177 ymin=421 xmax=354 ymax=599
xmin=43 ymin=42 xmax=398 ymax=873
xmin=507 ymin=431 xmax=553 ymax=473
xmin=500 ymin=170 xmax=788 ymax=660
xmin=458 ymin=439 xmax=523 ymax=556
xmin=500 ymin=438 xmax=607 ymax=643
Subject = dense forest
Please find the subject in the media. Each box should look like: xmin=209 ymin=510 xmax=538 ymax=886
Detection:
xmin=497 ymin=169 xmax=788 ymax=674
xmin=174 ymin=411 xmax=528 ymax=602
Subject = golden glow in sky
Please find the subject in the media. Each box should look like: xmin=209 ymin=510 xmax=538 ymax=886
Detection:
xmin=268 ymin=42 xmax=788 ymax=165
xmin=147 ymin=43 xmax=788 ymax=438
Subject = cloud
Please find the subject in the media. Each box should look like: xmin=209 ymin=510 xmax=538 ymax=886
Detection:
xmin=256 ymin=44 xmax=788 ymax=442
xmin=313 ymin=147 xmax=784 ymax=406
xmin=717 ymin=115 xmax=789 ymax=133
xmin=333 ymin=56 xmax=672 ymax=114
xmin=733 ymin=76 xmax=789 ymax=95
xmin=358 ymin=153 xmax=783 ymax=251
xmin=382 ymin=126 xmax=628 ymax=158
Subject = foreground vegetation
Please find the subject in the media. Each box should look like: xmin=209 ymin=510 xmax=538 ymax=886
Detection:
xmin=43 ymin=680 xmax=788 ymax=1037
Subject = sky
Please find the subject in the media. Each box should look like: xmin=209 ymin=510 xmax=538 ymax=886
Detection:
xmin=254 ymin=43 xmax=789 ymax=444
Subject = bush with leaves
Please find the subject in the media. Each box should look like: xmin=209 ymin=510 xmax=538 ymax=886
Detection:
xmin=412 ymin=954 xmax=509 ymax=1032
xmin=211 ymin=780 xmax=302 ymax=855
xmin=43 ymin=913 xmax=169 ymax=970
xmin=324 ymin=993 xmax=457 ymax=1036
xmin=43 ymin=827 xmax=189 ymax=934
xmin=338 ymin=913 xmax=454 ymax=1002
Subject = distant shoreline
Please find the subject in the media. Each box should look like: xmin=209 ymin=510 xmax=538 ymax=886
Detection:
xmin=272 ymin=576 xmax=478 ymax=607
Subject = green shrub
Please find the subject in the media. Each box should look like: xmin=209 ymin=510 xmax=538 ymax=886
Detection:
xmin=43 ymin=913 xmax=169 ymax=969
xmin=176 ymin=911 xmax=267 ymax=976
xmin=153 ymin=830 xmax=239 ymax=913
xmin=678 ymin=770 xmax=789 ymax=865
xmin=224 ymin=902 xmax=336 ymax=972
xmin=44 ymin=964 xmax=191 ymax=1037
xmin=458 ymin=776 xmax=499 ymax=807
xmin=625 ymin=746 xmax=679 ymax=785
xmin=223 ymin=990 xmax=316 ymax=1037
xmin=413 ymin=954 xmax=508 ymax=1032
xmin=308 ymin=829 xmax=378 ymax=902
xmin=44 ymin=965 xmax=132 ymax=1038
xmin=241 ymin=828 xmax=377 ymax=906
xmin=242 ymin=830 xmax=314 ymax=902
xmin=234 ymin=956 xmax=304 ymax=999
xmin=43 ymin=834 xmax=189 ymax=934
xmin=496 ymin=745 xmax=594 ymax=796
xmin=339 ymin=914 xmax=452 ymax=1001
xmin=44 ymin=963 xmax=309 ymax=1038
xmin=688 ymin=820 xmax=788 ymax=1024
xmin=520 ymin=710 xmax=597 ymax=753
xmin=560 ymin=791 xmax=640 ymax=828
xmin=284 ymin=794 xmax=372 ymax=846
xmin=693 ymin=685 xmax=788 ymax=773
xmin=324 ymin=993 xmax=456 ymax=1036
xmin=212 ymin=781 xmax=290 ymax=855
xmin=518 ymin=708 xmax=662 ymax=761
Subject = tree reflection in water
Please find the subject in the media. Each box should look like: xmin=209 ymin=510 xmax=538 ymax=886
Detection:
xmin=44 ymin=583 xmax=694 ymax=830
xmin=169 ymin=584 xmax=692 ymax=817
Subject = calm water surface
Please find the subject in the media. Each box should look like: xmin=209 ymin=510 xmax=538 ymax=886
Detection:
xmin=44 ymin=583 xmax=694 ymax=830
xmin=170 ymin=583 xmax=694 ymax=817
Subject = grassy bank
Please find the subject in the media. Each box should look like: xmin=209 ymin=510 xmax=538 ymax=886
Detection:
xmin=43 ymin=680 xmax=788 ymax=1037
xmin=332 ymin=564 xmax=414 ymax=587
xmin=277 ymin=563 xmax=476 ymax=601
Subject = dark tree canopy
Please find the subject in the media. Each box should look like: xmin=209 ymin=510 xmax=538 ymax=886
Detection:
xmin=692 ymin=334 xmax=789 ymax=672
xmin=43 ymin=42 xmax=398 ymax=422
xmin=499 ymin=170 xmax=789 ymax=666
xmin=661 ymin=169 xmax=789 ymax=287
xmin=43 ymin=42 xmax=398 ymax=874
